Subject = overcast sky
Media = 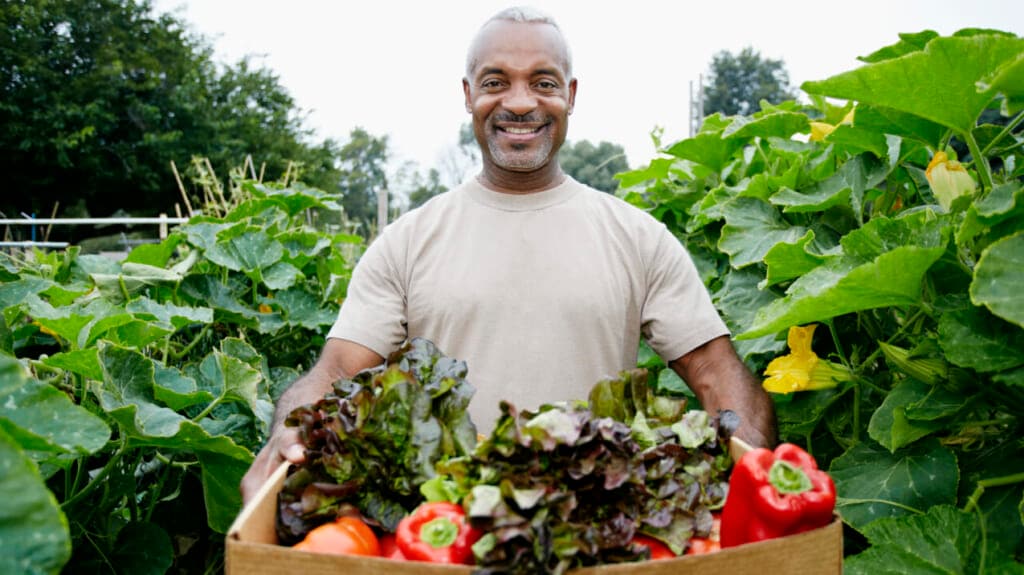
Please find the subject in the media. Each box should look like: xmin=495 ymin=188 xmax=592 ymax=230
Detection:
xmin=154 ymin=0 xmax=1023 ymax=178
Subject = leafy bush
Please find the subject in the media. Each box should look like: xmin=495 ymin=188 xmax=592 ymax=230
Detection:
xmin=0 ymin=181 xmax=362 ymax=573
xmin=619 ymin=29 xmax=1024 ymax=570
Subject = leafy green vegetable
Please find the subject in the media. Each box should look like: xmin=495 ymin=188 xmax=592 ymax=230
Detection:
xmin=276 ymin=338 xmax=477 ymax=541
xmin=440 ymin=370 xmax=735 ymax=574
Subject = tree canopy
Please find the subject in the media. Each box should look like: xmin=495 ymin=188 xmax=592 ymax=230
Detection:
xmin=702 ymin=47 xmax=799 ymax=116
xmin=558 ymin=140 xmax=629 ymax=193
xmin=0 ymin=0 xmax=353 ymax=234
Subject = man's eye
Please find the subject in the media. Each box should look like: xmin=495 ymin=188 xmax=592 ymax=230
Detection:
xmin=536 ymin=80 xmax=558 ymax=90
xmin=482 ymin=79 xmax=503 ymax=89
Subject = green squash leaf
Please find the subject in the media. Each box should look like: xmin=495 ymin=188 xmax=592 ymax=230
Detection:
xmin=761 ymin=229 xmax=831 ymax=288
xmin=718 ymin=198 xmax=808 ymax=269
xmin=93 ymin=344 xmax=253 ymax=460
xmin=40 ymin=349 xmax=103 ymax=382
xmin=803 ymin=34 xmax=1024 ymax=134
xmin=125 ymin=297 xmax=213 ymax=330
xmin=844 ymin=505 xmax=977 ymax=575
xmin=830 ymin=439 xmax=958 ymax=530
xmin=666 ymin=130 xmax=746 ymax=172
xmin=0 ymin=354 xmax=110 ymax=455
xmin=858 ymin=30 xmax=939 ymax=63
xmin=970 ymin=230 xmax=1024 ymax=328
xmin=868 ymin=379 xmax=947 ymax=452
xmin=852 ymin=105 xmax=946 ymax=147
xmin=106 ymin=522 xmax=173 ymax=575
xmin=771 ymin=155 xmax=889 ymax=219
xmin=0 ymin=428 xmax=71 ymax=575
xmin=198 ymin=451 xmax=250 ymax=533
xmin=740 ymin=211 xmax=948 ymax=339
xmin=722 ymin=111 xmax=809 ymax=140
xmin=938 ymin=307 xmax=1024 ymax=372
xmin=712 ymin=268 xmax=786 ymax=361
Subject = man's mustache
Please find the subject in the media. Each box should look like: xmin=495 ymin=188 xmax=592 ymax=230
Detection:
xmin=490 ymin=112 xmax=548 ymax=124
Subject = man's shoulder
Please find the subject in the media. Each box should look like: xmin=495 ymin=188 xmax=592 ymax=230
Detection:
xmin=567 ymin=179 xmax=659 ymax=223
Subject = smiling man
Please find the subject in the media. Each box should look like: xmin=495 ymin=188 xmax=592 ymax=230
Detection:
xmin=241 ymin=6 xmax=777 ymax=504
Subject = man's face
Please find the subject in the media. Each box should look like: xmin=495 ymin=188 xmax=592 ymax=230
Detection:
xmin=463 ymin=21 xmax=577 ymax=176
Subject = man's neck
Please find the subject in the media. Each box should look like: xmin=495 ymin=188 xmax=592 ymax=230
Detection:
xmin=477 ymin=163 xmax=567 ymax=195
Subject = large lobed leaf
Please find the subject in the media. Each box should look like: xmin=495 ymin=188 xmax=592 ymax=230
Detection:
xmin=0 ymin=354 xmax=109 ymax=456
xmin=740 ymin=210 xmax=948 ymax=339
xmin=829 ymin=439 xmax=958 ymax=530
xmin=802 ymin=33 xmax=1024 ymax=134
xmin=0 ymin=428 xmax=71 ymax=575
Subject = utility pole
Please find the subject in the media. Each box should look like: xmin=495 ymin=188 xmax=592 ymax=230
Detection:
xmin=689 ymin=73 xmax=705 ymax=137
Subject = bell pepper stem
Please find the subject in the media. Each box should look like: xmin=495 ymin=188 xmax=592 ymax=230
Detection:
xmin=768 ymin=460 xmax=813 ymax=494
xmin=420 ymin=517 xmax=460 ymax=549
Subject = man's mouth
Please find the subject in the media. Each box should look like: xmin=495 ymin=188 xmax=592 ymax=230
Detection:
xmin=496 ymin=124 xmax=548 ymax=141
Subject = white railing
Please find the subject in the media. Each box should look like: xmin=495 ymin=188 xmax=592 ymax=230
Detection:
xmin=1 ymin=214 xmax=190 ymax=250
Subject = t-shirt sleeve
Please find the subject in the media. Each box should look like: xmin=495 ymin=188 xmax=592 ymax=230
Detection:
xmin=640 ymin=225 xmax=730 ymax=362
xmin=325 ymin=231 xmax=408 ymax=358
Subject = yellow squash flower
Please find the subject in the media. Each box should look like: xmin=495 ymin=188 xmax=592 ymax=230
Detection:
xmin=762 ymin=324 xmax=852 ymax=394
xmin=809 ymin=108 xmax=856 ymax=142
xmin=925 ymin=151 xmax=976 ymax=210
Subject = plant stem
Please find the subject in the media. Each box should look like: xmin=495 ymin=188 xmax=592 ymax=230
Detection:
xmin=118 ymin=275 xmax=131 ymax=302
xmin=852 ymin=380 xmax=861 ymax=445
xmin=963 ymin=472 xmax=1024 ymax=512
xmin=62 ymin=439 xmax=127 ymax=509
xmin=855 ymin=308 xmax=927 ymax=374
xmin=963 ymin=130 xmax=994 ymax=192
xmin=825 ymin=319 xmax=850 ymax=366
xmin=980 ymin=109 xmax=1024 ymax=156
xmin=144 ymin=455 xmax=173 ymax=522
xmin=191 ymin=395 xmax=224 ymax=422
xmin=169 ymin=322 xmax=212 ymax=361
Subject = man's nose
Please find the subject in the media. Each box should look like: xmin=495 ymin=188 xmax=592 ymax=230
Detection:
xmin=501 ymin=83 xmax=538 ymax=116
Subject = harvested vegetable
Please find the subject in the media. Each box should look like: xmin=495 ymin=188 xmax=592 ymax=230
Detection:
xmin=720 ymin=443 xmax=836 ymax=547
xmin=276 ymin=338 xmax=478 ymax=543
xmin=395 ymin=501 xmax=481 ymax=564
xmin=292 ymin=516 xmax=380 ymax=557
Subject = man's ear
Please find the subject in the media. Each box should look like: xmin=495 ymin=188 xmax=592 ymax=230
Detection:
xmin=463 ymin=78 xmax=472 ymax=113
xmin=567 ymin=78 xmax=578 ymax=115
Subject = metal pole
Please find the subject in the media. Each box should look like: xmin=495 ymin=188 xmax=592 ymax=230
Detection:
xmin=377 ymin=187 xmax=388 ymax=232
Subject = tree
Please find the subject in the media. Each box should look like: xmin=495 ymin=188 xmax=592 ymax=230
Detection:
xmin=407 ymin=168 xmax=448 ymax=209
xmin=702 ymin=47 xmax=799 ymax=116
xmin=0 ymin=0 xmax=342 ymax=237
xmin=336 ymin=127 xmax=390 ymax=231
xmin=558 ymin=140 xmax=629 ymax=193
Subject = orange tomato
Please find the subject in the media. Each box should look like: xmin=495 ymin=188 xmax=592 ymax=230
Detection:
xmin=292 ymin=516 xmax=381 ymax=557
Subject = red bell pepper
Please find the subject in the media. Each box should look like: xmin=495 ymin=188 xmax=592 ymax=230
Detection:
xmin=720 ymin=443 xmax=835 ymax=548
xmin=395 ymin=502 xmax=482 ymax=564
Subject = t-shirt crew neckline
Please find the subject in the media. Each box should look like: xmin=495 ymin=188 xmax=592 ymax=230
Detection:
xmin=466 ymin=176 xmax=580 ymax=212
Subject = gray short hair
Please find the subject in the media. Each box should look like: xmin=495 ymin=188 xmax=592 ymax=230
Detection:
xmin=465 ymin=6 xmax=573 ymax=78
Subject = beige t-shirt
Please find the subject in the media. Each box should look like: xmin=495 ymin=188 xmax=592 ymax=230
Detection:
xmin=327 ymin=176 xmax=729 ymax=431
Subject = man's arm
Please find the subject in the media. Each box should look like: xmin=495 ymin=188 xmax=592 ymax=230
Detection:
xmin=240 ymin=338 xmax=383 ymax=505
xmin=669 ymin=335 xmax=777 ymax=448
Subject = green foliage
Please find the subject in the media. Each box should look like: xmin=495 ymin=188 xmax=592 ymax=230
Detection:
xmin=620 ymin=28 xmax=1024 ymax=569
xmin=702 ymin=47 xmax=800 ymax=116
xmin=336 ymin=127 xmax=391 ymax=232
xmin=558 ymin=139 xmax=630 ymax=192
xmin=0 ymin=0 xmax=346 ymax=235
xmin=0 ymin=182 xmax=362 ymax=573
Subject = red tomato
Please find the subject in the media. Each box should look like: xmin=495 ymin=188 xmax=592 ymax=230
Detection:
xmin=379 ymin=533 xmax=406 ymax=560
xmin=292 ymin=516 xmax=381 ymax=557
xmin=632 ymin=534 xmax=675 ymax=560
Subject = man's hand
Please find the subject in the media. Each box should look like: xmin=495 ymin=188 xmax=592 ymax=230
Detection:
xmin=240 ymin=425 xmax=304 ymax=505
xmin=670 ymin=335 xmax=777 ymax=448
xmin=239 ymin=338 xmax=383 ymax=507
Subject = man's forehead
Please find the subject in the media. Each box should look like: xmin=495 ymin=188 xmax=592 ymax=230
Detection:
xmin=467 ymin=20 xmax=571 ymax=78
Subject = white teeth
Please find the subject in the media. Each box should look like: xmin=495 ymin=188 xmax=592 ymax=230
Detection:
xmin=504 ymin=127 xmax=538 ymax=134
